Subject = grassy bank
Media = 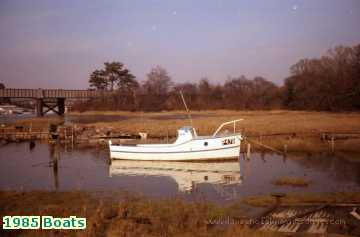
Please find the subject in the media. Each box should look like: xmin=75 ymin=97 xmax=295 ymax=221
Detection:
xmin=8 ymin=110 xmax=360 ymax=153
xmin=70 ymin=110 xmax=360 ymax=136
xmin=242 ymin=192 xmax=360 ymax=207
xmin=0 ymin=191 xmax=282 ymax=237
xmin=0 ymin=191 xmax=356 ymax=237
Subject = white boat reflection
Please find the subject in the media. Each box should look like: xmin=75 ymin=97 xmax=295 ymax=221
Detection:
xmin=109 ymin=160 xmax=242 ymax=192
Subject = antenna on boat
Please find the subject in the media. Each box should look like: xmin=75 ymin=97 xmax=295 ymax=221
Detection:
xmin=179 ymin=90 xmax=193 ymax=128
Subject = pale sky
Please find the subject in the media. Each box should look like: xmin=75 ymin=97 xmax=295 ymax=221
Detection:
xmin=0 ymin=0 xmax=359 ymax=89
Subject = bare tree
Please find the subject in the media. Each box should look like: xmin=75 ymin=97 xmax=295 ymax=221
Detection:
xmin=143 ymin=66 xmax=172 ymax=95
xmin=284 ymin=44 xmax=360 ymax=111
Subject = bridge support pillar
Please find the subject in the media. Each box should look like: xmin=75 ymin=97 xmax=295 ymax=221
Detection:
xmin=35 ymin=99 xmax=43 ymax=117
xmin=57 ymin=98 xmax=65 ymax=116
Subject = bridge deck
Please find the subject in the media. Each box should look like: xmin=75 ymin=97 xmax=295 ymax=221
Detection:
xmin=0 ymin=88 xmax=104 ymax=98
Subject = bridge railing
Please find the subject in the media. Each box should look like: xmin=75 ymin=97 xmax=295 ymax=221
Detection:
xmin=0 ymin=88 xmax=104 ymax=98
xmin=0 ymin=88 xmax=41 ymax=98
xmin=42 ymin=89 xmax=101 ymax=98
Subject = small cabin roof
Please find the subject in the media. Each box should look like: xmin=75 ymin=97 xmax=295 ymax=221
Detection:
xmin=178 ymin=126 xmax=194 ymax=131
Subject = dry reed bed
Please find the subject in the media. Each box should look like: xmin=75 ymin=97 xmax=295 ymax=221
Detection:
xmin=14 ymin=110 xmax=360 ymax=137
xmin=0 ymin=191 xmax=353 ymax=237
xmin=11 ymin=110 xmax=360 ymax=152
xmin=84 ymin=110 xmax=360 ymax=153
xmin=78 ymin=110 xmax=360 ymax=136
xmin=242 ymin=192 xmax=360 ymax=207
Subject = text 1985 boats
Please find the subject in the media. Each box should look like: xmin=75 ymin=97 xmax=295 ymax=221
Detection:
xmin=109 ymin=119 xmax=243 ymax=161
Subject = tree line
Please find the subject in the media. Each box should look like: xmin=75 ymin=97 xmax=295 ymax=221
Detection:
xmin=74 ymin=43 xmax=360 ymax=111
xmin=283 ymin=44 xmax=360 ymax=110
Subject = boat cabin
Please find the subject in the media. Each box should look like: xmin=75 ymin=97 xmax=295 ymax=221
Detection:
xmin=174 ymin=126 xmax=198 ymax=144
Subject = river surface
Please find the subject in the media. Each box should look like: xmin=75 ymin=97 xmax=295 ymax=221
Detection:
xmin=0 ymin=142 xmax=359 ymax=203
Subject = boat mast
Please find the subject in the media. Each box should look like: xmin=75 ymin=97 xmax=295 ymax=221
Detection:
xmin=180 ymin=90 xmax=194 ymax=128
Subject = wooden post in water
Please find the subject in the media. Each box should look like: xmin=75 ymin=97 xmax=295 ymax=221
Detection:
xmin=331 ymin=136 xmax=335 ymax=153
xmin=246 ymin=142 xmax=251 ymax=160
xmin=283 ymin=144 xmax=288 ymax=153
xmin=71 ymin=125 xmax=74 ymax=149
xmin=64 ymin=127 xmax=67 ymax=150
xmin=73 ymin=126 xmax=75 ymax=146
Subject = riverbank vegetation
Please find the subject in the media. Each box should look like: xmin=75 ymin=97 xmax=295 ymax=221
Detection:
xmin=8 ymin=110 xmax=360 ymax=153
xmin=74 ymin=110 xmax=360 ymax=153
xmin=0 ymin=191 xmax=278 ymax=237
xmin=0 ymin=191 xmax=357 ymax=237
xmin=73 ymin=43 xmax=360 ymax=112
xmin=71 ymin=110 xmax=360 ymax=137
xmin=242 ymin=192 xmax=360 ymax=207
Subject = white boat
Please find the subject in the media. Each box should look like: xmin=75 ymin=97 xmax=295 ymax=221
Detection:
xmin=109 ymin=160 xmax=242 ymax=193
xmin=109 ymin=119 xmax=243 ymax=161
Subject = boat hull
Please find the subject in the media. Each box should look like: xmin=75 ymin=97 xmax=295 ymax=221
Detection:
xmin=109 ymin=134 xmax=241 ymax=161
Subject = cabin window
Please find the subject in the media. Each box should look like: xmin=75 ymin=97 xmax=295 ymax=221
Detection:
xmin=223 ymin=175 xmax=235 ymax=183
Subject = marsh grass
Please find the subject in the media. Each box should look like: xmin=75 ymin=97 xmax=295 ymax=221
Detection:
xmin=10 ymin=110 xmax=360 ymax=152
xmin=86 ymin=110 xmax=360 ymax=153
xmin=14 ymin=110 xmax=360 ymax=136
xmin=6 ymin=116 xmax=63 ymax=131
xmin=82 ymin=110 xmax=360 ymax=137
xmin=1 ymin=191 xmax=350 ymax=237
xmin=242 ymin=192 xmax=360 ymax=207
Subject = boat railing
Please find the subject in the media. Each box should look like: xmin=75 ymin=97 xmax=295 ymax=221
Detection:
xmin=212 ymin=119 xmax=244 ymax=137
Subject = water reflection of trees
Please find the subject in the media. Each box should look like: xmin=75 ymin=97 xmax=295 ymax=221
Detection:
xmin=286 ymin=153 xmax=360 ymax=185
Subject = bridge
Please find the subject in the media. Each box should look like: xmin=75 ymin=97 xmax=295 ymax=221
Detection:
xmin=0 ymin=88 xmax=106 ymax=117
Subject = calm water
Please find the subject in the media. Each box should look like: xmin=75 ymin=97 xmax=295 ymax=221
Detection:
xmin=0 ymin=142 xmax=359 ymax=203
